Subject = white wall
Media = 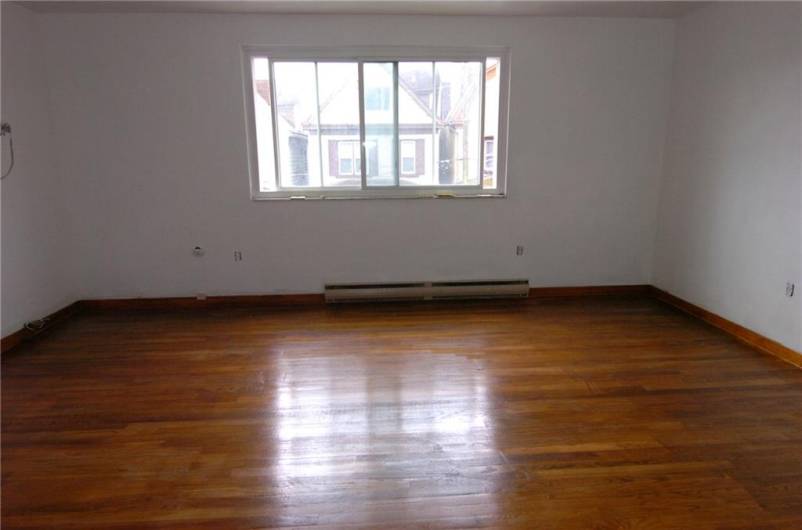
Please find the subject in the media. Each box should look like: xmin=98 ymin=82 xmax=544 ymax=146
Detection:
xmin=0 ymin=3 xmax=78 ymax=336
xmin=34 ymin=12 xmax=673 ymax=301
xmin=654 ymin=2 xmax=802 ymax=352
xmin=5 ymin=5 xmax=799 ymax=355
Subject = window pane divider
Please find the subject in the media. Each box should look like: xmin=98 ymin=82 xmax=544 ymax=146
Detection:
xmin=314 ymin=62 xmax=325 ymax=188
xmin=431 ymin=61 xmax=437 ymax=185
xmin=268 ymin=59 xmax=283 ymax=190
xmin=478 ymin=59 xmax=487 ymax=187
xmin=393 ymin=62 xmax=400 ymax=187
xmin=357 ymin=62 xmax=367 ymax=190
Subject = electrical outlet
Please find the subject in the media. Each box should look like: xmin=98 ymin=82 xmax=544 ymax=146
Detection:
xmin=516 ymin=245 xmax=524 ymax=256
xmin=786 ymin=282 xmax=795 ymax=297
xmin=234 ymin=251 xmax=243 ymax=262
xmin=196 ymin=293 xmax=207 ymax=300
xmin=192 ymin=246 xmax=204 ymax=257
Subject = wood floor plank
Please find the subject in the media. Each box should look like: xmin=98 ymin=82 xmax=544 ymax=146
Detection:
xmin=3 ymin=297 xmax=801 ymax=529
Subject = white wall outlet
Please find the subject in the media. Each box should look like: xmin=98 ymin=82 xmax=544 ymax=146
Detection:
xmin=786 ymin=282 xmax=795 ymax=297
xmin=516 ymin=245 xmax=524 ymax=256
xmin=234 ymin=250 xmax=243 ymax=262
xmin=196 ymin=293 xmax=207 ymax=300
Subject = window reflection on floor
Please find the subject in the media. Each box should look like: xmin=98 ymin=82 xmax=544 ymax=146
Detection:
xmin=268 ymin=349 xmax=499 ymax=524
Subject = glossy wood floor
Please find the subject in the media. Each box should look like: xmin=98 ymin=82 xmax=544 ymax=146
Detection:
xmin=3 ymin=297 xmax=801 ymax=529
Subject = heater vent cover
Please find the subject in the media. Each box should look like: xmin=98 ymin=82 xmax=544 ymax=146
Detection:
xmin=325 ymin=279 xmax=529 ymax=303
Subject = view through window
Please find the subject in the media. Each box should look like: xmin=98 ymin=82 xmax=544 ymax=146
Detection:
xmin=247 ymin=49 xmax=506 ymax=198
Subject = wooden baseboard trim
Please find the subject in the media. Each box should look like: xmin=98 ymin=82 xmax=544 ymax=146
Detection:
xmin=652 ymin=287 xmax=801 ymax=368
xmin=0 ymin=286 xmax=649 ymax=353
xmin=80 ymin=294 xmax=325 ymax=311
xmin=529 ymin=284 xmax=652 ymax=298
xmin=4 ymin=286 xmax=799 ymax=369
xmin=1 ymin=302 xmax=84 ymax=354
xmin=84 ymin=286 xmax=652 ymax=311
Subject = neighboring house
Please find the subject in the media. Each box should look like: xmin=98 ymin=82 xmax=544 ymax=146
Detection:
xmin=310 ymin=66 xmax=435 ymax=187
xmin=255 ymin=61 xmax=497 ymax=188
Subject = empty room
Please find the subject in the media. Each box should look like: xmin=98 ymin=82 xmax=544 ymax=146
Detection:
xmin=1 ymin=0 xmax=801 ymax=528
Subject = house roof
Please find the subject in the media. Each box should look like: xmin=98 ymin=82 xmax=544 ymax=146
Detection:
xmin=304 ymin=68 xmax=437 ymax=129
xmin=256 ymin=63 xmax=491 ymax=132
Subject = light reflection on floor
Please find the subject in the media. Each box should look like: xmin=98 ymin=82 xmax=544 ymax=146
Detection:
xmin=268 ymin=350 xmax=499 ymax=525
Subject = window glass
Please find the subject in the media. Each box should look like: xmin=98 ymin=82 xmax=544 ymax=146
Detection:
xmin=484 ymin=139 xmax=495 ymax=171
xmin=338 ymin=142 xmax=354 ymax=175
xmin=399 ymin=62 xmax=435 ymax=186
xmin=401 ymin=140 xmax=416 ymax=174
xmin=273 ymin=62 xmax=322 ymax=188
xmin=365 ymin=87 xmax=391 ymax=111
xmin=251 ymin=58 xmax=277 ymax=192
xmin=434 ymin=61 xmax=482 ymax=186
xmin=318 ymin=63 xmax=360 ymax=187
xmin=363 ymin=63 xmax=397 ymax=186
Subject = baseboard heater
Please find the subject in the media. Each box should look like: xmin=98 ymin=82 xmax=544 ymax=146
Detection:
xmin=324 ymin=279 xmax=530 ymax=303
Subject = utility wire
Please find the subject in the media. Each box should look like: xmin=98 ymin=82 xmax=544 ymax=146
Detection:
xmin=1 ymin=123 xmax=14 ymax=179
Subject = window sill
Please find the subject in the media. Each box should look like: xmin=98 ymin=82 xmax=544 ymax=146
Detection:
xmin=251 ymin=192 xmax=507 ymax=201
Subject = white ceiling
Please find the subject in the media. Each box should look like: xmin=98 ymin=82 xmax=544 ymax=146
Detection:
xmin=20 ymin=1 xmax=706 ymax=18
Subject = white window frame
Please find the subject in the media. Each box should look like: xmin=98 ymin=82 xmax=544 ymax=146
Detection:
xmin=242 ymin=46 xmax=510 ymax=200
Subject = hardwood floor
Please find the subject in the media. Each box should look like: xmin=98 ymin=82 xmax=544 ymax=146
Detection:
xmin=2 ymin=297 xmax=801 ymax=529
